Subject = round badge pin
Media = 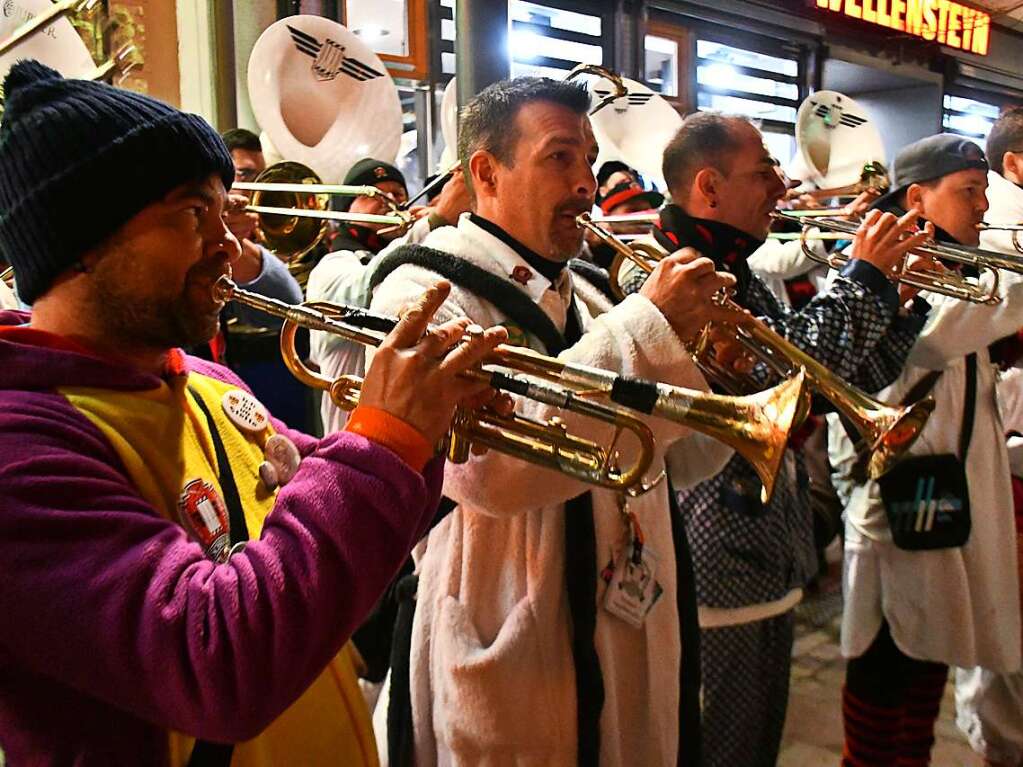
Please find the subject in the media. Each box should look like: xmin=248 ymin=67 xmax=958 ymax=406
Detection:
xmin=221 ymin=389 xmax=270 ymax=434
xmin=264 ymin=433 xmax=301 ymax=486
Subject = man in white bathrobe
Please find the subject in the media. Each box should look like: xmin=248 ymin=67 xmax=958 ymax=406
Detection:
xmin=368 ymin=77 xmax=748 ymax=767
xmin=831 ymin=133 xmax=1023 ymax=767
xmin=954 ymin=108 xmax=1023 ymax=767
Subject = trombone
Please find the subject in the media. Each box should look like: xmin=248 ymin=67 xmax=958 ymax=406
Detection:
xmin=774 ymin=209 xmax=1023 ymax=305
xmin=577 ymin=213 xmax=934 ymax=480
xmin=232 ymin=161 xmax=414 ymax=262
xmin=215 ymin=277 xmax=809 ymax=502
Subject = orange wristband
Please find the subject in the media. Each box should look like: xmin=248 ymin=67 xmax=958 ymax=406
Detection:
xmin=345 ymin=405 xmax=433 ymax=472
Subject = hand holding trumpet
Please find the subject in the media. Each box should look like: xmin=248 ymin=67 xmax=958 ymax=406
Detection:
xmin=849 ymin=208 xmax=935 ymax=295
xmin=360 ymin=282 xmax=509 ymax=446
xmin=639 ymin=246 xmax=754 ymax=349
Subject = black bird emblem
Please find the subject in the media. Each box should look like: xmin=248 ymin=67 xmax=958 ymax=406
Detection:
xmin=287 ymin=25 xmax=385 ymax=82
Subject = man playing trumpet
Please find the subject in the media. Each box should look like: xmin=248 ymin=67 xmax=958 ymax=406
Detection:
xmin=368 ymin=77 xmax=751 ymax=766
xmin=618 ymin=112 xmax=933 ymax=767
xmin=0 ymin=60 xmax=507 ymax=765
xmin=832 ymin=134 xmax=1023 ymax=767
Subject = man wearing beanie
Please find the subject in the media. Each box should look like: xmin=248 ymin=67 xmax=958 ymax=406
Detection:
xmin=0 ymin=60 xmax=507 ymax=765
xmin=829 ymin=134 xmax=1023 ymax=767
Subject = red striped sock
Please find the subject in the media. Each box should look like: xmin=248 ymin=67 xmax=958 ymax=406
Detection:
xmin=895 ymin=664 xmax=947 ymax=767
xmin=842 ymin=684 xmax=901 ymax=767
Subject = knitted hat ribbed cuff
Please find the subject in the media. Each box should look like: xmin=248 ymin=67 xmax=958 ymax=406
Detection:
xmin=0 ymin=61 xmax=234 ymax=304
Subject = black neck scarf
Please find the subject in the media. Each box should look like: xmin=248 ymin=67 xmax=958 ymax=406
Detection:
xmin=654 ymin=205 xmax=763 ymax=305
xmin=470 ymin=213 xmax=567 ymax=285
xmin=332 ymin=224 xmax=383 ymax=255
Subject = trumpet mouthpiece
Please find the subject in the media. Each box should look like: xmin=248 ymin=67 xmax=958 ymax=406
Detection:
xmin=213 ymin=275 xmax=237 ymax=302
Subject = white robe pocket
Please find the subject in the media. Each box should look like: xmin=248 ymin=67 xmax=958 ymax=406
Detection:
xmin=430 ymin=594 xmax=572 ymax=760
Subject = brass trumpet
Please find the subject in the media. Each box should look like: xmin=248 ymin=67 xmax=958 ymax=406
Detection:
xmin=977 ymin=222 xmax=1023 ymax=255
xmin=215 ymin=277 xmax=809 ymax=501
xmin=774 ymin=210 xmax=1023 ymax=305
xmin=577 ymin=213 xmax=934 ymax=479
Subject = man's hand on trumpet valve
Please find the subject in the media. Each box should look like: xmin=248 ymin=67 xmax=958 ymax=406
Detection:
xmin=839 ymin=188 xmax=882 ymax=220
xmin=850 ymin=207 xmax=935 ymax=279
xmin=639 ymin=246 xmax=753 ymax=345
xmin=701 ymin=323 xmax=758 ymax=375
xmin=360 ymin=281 xmax=509 ymax=446
xmin=897 ymin=252 xmax=949 ymax=304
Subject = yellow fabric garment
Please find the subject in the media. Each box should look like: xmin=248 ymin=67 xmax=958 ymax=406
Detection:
xmin=60 ymin=370 xmax=378 ymax=767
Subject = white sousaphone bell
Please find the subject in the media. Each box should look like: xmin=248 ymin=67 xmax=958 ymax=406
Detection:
xmin=247 ymin=15 xmax=403 ymax=184
xmin=794 ymin=90 xmax=888 ymax=198
xmin=584 ymin=73 xmax=682 ymax=191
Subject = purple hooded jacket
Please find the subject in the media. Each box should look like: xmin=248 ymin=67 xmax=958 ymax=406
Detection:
xmin=0 ymin=310 xmax=444 ymax=764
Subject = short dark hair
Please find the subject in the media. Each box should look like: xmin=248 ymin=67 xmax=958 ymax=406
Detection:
xmin=221 ymin=128 xmax=262 ymax=154
xmin=987 ymin=107 xmax=1023 ymax=175
xmin=457 ymin=77 xmax=590 ymax=184
xmin=662 ymin=112 xmax=751 ymax=198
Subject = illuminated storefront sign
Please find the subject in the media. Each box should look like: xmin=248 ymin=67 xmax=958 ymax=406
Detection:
xmin=815 ymin=0 xmax=991 ymax=55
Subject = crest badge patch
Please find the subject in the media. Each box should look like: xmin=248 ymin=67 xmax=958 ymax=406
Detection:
xmin=178 ymin=479 xmax=231 ymax=563
xmin=510 ymin=265 xmax=533 ymax=286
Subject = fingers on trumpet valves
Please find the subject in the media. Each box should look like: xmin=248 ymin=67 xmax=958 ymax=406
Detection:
xmin=390 ymin=281 xmax=453 ymax=348
xmin=440 ymin=324 xmax=507 ymax=373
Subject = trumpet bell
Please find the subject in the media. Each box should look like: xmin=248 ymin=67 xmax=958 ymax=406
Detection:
xmin=864 ymin=397 xmax=936 ymax=479
xmin=678 ymin=370 xmax=809 ymax=503
xmin=250 ymin=162 xmax=330 ymax=261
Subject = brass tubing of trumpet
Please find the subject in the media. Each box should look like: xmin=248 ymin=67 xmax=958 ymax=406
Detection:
xmin=773 ymin=211 xmax=1011 ymax=304
xmin=767 ymin=232 xmax=848 ymax=241
xmin=220 ymin=277 xmax=659 ymax=493
xmin=578 ymin=214 xmax=935 ymax=479
xmin=218 ymin=277 xmax=803 ymax=499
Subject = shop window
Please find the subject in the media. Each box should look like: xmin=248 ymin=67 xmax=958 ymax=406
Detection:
xmin=346 ymin=0 xmax=411 ymax=58
xmin=942 ymin=94 xmax=1000 ymax=139
xmin=695 ymin=37 xmax=801 ymax=141
xmin=645 ymin=34 xmax=679 ymax=98
xmin=762 ymin=131 xmax=796 ymax=167
xmin=437 ymin=0 xmax=606 ymax=79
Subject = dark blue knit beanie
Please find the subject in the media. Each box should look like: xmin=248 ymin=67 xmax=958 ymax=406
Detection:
xmin=0 ymin=60 xmax=235 ymax=304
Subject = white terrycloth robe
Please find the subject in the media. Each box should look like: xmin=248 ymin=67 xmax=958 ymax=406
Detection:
xmin=368 ymin=214 xmax=729 ymax=766
xmin=829 ymin=170 xmax=1023 ymax=673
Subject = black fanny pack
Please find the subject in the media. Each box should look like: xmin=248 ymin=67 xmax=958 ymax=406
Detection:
xmin=877 ymin=353 xmax=976 ymax=551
